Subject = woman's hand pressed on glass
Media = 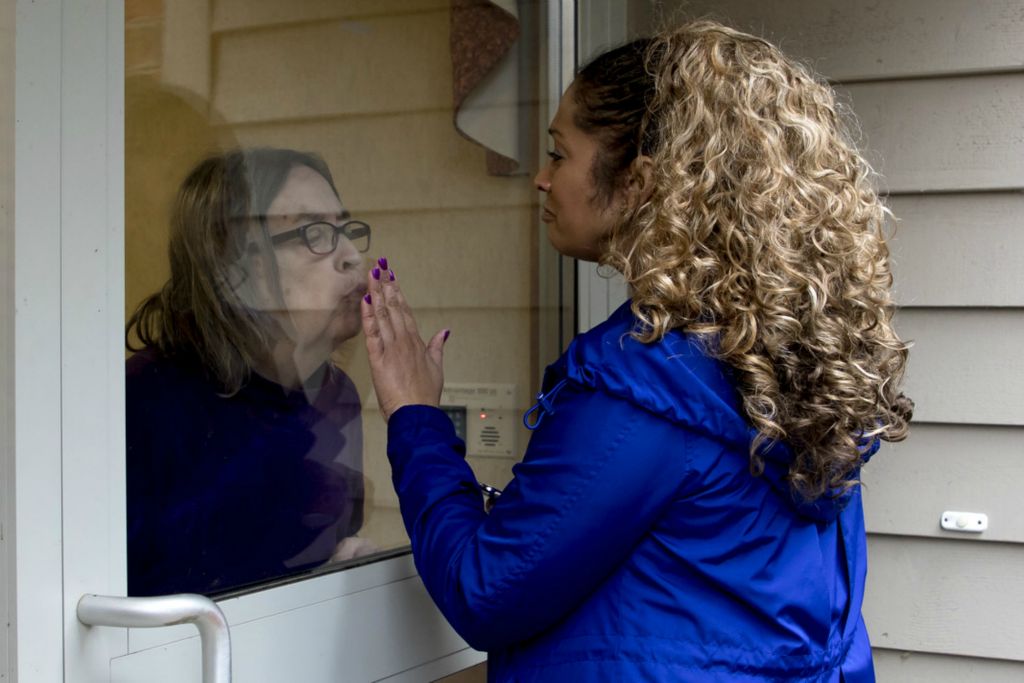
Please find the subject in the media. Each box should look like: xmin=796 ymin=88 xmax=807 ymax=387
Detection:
xmin=361 ymin=258 xmax=449 ymax=422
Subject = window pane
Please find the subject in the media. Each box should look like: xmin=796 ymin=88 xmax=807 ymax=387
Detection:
xmin=124 ymin=0 xmax=561 ymax=597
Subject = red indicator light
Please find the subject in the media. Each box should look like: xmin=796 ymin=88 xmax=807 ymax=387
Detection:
xmin=480 ymin=412 xmax=487 ymax=419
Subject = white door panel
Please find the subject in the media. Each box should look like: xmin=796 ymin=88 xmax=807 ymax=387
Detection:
xmin=125 ymin=555 xmax=418 ymax=653
xmin=113 ymin=568 xmax=472 ymax=682
xmin=12 ymin=0 xmax=572 ymax=681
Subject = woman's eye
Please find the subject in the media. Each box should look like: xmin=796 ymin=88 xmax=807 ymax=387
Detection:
xmin=546 ymin=150 xmax=564 ymax=162
xmin=304 ymin=224 xmax=331 ymax=249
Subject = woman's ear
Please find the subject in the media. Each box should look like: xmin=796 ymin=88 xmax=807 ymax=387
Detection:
xmin=625 ymin=155 xmax=655 ymax=209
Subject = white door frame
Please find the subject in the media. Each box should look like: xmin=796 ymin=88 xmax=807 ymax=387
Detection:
xmin=14 ymin=0 xmax=90 ymax=678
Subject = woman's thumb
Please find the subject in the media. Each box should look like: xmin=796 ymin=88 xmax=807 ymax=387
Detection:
xmin=427 ymin=328 xmax=450 ymax=366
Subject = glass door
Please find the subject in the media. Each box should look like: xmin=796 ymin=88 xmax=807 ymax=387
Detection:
xmin=10 ymin=0 xmax=576 ymax=680
xmin=575 ymin=0 xmax=632 ymax=332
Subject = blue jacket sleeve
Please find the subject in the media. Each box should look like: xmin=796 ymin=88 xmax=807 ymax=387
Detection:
xmin=386 ymin=381 xmax=695 ymax=651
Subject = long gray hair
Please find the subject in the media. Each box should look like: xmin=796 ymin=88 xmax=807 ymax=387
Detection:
xmin=126 ymin=148 xmax=341 ymax=394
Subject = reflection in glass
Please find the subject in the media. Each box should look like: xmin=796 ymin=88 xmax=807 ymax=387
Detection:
xmin=269 ymin=219 xmax=371 ymax=256
xmin=123 ymin=1 xmax=552 ymax=598
xmin=126 ymin=149 xmax=373 ymax=596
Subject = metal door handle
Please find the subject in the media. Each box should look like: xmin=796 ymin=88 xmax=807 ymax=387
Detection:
xmin=77 ymin=593 xmax=231 ymax=683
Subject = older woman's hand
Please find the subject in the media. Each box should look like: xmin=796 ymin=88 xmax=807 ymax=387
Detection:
xmin=361 ymin=258 xmax=449 ymax=422
xmin=329 ymin=536 xmax=380 ymax=563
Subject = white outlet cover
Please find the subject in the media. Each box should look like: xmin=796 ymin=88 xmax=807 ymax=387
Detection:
xmin=940 ymin=511 xmax=988 ymax=533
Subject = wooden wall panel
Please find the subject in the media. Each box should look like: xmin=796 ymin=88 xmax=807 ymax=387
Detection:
xmin=888 ymin=193 xmax=1024 ymax=307
xmin=680 ymin=0 xmax=1024 ymax=82
xmin=213 ymin=11 xmax=451 ymax=123
xmin=212 ymin=0 xmax=446 ymax=33
xmin=874 ymin=649 xmax=1024 ymax=683
xmin=232 ymin=114 xmax=535 ymax=213
xmin=896 ymin=309 xmax=1024 ymax=426
xmin=864 ymin=535 xmax=1024 ymax=661
xmin=841 ymin=75 xmax=1024 ymax=193
xmin=862 ymin=424 xmax=1024 ymax=543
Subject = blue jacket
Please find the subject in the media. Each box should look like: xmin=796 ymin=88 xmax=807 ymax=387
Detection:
xmin=387 ymin=301 xmax=876 ymax=681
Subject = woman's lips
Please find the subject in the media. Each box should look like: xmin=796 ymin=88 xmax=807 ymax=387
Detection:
xmin=541 ymin=208 xmax=555 ymax=223
xmin=336 ymin=283 xmax=368 ymax=310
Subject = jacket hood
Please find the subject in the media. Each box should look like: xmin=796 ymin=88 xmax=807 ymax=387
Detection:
xmin=555 ymin=300 xmax=866 ymax=522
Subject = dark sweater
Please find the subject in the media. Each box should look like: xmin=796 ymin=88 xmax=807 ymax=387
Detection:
xmin=126 ymin=347 xmax=364 ymax=596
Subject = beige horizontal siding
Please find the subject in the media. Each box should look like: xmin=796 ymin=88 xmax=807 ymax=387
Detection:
xmin=896 ymin=309 xmax=1024 ymax=426
xmin=231 ymin=112 xmax=535 ymax=213
xmin=213 ymin=11 xmax=451 ymax=123
xmin=874 ymin=649 xmax=1024 ymax=682
xmin=864 ymin=535 xmax=1024 ymax=661
xmin=888 ymin=193 xmax=1024 ymax=307
xmin=162 ymin=0 xmax=211 ymax=98
xmin=680 ymin=0 xmax=1024 ymax=81
xmin=863 ymin=424 xmax=1024 ymax=543
xmin=341 ymin=306 xmax=534 ymax=394
xmin=212 ymin=0 xmax=447 ymax=33
xmin=842 ymin=75 xmax=1024 ymax=193
xmin=367 ymin=206 xmax=535 ymax=310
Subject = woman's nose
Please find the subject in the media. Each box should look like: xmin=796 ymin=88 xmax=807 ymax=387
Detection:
xmin=534 ymin=165 xmax=551 ymax=192
xmin=333 ymin=240 xmax=363 ymax=272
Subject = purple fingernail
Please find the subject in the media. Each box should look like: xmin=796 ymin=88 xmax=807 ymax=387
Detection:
xmin=377 ymin=257 xmax=389 ymax=270
xmin=371 ymin=267 xmax=381 ymax=280
xmin=443 ymin=329 xmax=450 ymax=341
xmin=363 ymin=293 xmax=372 ymax=304
xmin=389 ymin=269 xmax=396 ymax=281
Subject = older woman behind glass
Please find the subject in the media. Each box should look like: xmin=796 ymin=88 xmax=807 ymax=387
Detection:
xmin=126 ymin=148 xmax=375 ymax=597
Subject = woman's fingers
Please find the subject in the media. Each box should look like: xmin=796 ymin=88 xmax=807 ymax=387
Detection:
xmin=426 ymin=327 xmax=449 ymax=369
xmin=361 ymin=265 xmax=383 ymax=357
xmin=366 ymin=261 xmax=419 ymax=349
xmin=381 ymin=271 xmax=420 ymax=338
xmin=360 ymin=293 xmax=379 ymax=343
xmin=362 ymin=257 xmax=447 ymax=421
xmin=368 ymin=266 xmax=395 ymax=345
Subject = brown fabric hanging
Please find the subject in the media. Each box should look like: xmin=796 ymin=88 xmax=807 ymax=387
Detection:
xmin=450 ymin=0 xmax=521 ymax=175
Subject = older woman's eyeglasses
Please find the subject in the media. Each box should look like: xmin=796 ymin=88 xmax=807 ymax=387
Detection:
xmin=270 ymin=220 xmax=371 ymax=255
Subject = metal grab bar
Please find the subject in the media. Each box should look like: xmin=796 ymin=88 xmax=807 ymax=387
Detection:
xmin=77 ymin=593 xmax=231 ymax=683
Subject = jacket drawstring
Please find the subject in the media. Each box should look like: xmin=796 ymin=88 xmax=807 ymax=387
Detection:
xmin=522 ymin=379 xmax=570 ymax=431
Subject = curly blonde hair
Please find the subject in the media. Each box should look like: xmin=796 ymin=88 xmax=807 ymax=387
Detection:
xmin=578 ymin=21 xmax=912 ymax=500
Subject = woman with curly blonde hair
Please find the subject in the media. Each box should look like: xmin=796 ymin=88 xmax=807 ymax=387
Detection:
xmin=361 ymin=20 xmax=911 ymax=682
